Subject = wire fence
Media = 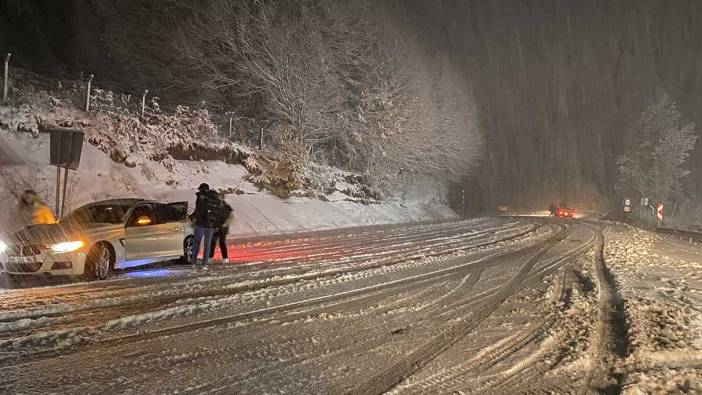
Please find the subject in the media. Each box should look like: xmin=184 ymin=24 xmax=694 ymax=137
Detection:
xmin=2 ymin=52 xmax=266 ymax=148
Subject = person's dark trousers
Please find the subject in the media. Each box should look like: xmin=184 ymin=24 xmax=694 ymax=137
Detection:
xmin=192 ymin=225 xmax=215 ymax=266
xmin=209 ymin=227 xmax=229 ymax=259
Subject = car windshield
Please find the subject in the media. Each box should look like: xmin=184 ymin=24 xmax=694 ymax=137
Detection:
xmin=61 ymin=204 xmax=132 ymax=224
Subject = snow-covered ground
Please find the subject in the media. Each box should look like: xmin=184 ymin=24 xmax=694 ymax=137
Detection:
xmin=1 ymin=214 xmax=698 ymax=393
xmin=0 ymin=218 xmax=578 ymax=393
xmin=604 ymin=227 xmax=702 ymax=393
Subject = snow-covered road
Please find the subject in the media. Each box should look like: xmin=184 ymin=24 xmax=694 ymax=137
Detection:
xmin=0 ymin=218 xmax=616 ymax=393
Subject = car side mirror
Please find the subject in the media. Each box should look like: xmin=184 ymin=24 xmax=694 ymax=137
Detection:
xmin=136 ymin=216 xmax=152 ymax=226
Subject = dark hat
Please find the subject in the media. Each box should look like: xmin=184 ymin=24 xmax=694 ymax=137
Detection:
xmin=23 ymin=189 xmax=37 ymax=196
xmin=198 ymin=183 xmax=210 ymax=191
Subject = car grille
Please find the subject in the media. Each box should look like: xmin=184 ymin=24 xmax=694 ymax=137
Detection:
xmin=5 ymin=244 xmax=45 ymax=257
xmin=4 ymin=261 xmax=42 ymax=273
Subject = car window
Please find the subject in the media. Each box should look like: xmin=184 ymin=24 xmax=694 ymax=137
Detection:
xmin=62 ymin=204 xmax=132 ymax=224
xmin=126 ymin=204 xmax=156 ymax=227
xmin=155 ymin=203 xmax=187 ymax=224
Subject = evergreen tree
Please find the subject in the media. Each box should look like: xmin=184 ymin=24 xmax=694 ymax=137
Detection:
xmin=616 ymin=89 xmax=697 ymax=203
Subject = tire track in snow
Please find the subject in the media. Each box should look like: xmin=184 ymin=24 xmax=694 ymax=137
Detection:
xmin=342 ymin=229 xmax=569 ymax=395
xmin=400 ymin=265 xmax=573 ymax=394
xmin=581 ymin=225 xmax=630 ymax=394
xmin=0 ymin=220 xmax=546 ymax=346
xmin=0 ymin=228 xmax=547 ymax=376
xmin=0 ymin=219 xmax=568 ymax=394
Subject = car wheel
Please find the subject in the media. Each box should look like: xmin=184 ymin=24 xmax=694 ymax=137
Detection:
xmin=85 ymin=244 xmax=112 ymax=280
xmin=179 ymin=236 xmax=194 ymax=265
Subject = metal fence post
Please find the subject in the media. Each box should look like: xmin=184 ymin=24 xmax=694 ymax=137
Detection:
xmin=3 ymin=53 xmax=10 ymax=102
xmin=462 ymin=188 xmax=465 ymax=217
xmin=84 ymin=74 xmax=94 ymax=111
xmin=141 ymin=89 xmax=149 ymax=119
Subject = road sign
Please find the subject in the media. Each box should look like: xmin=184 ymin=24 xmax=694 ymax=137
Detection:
xmin=624 ymin=198 xmax=632 ymax=213
xmin=641 ymin=197 xmax=649 ymax=206
xmin=48 ymin=127 xmax=84 ymax=218
xmin=50 ymin=128 xmax=84 ymax=170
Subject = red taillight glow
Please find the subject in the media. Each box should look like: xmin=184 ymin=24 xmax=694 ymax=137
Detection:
xmin=555 ymin=208 xmax=574 ymax=218
xmin=203 ymin=239 xmax=318 ymax=263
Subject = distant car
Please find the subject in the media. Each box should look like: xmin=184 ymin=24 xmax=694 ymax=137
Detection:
xmin=555 ymin=206 xmax=575 ymax=218
xmin=0 ymin=198 xmax=193 ymax=280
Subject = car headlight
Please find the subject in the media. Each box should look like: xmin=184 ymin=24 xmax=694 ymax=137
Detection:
xmin=0 ymin=240 xmax=6 ymax=254
xmin=50 ymin=241 xmax=85 ymax=254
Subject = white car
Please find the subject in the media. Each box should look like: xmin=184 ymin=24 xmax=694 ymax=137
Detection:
xmin=0 ymin=198 xmax=194 ymax=280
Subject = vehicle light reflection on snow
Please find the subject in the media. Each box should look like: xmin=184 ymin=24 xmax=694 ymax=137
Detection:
xmin=518 ymin=210 xmax=585 ymax=219
xmin=205 ymin=239 xmax=316 ymax=263
xmin=121 ymin=268 xmax=176 ymax=278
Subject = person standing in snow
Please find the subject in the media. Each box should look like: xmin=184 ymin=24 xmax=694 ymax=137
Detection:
xmin=189 ymin=183 xmax=222 ymax=271
xmin=18 ymin=190 xmax=56 ymax=227
xmin=548 ymin=203 xmax=556 ymax=217
xmin=209 ymin=191 xmax=233 ymax=264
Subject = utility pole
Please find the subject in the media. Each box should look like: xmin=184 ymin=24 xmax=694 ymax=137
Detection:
xmin=84 ymin=74 xmax=94 ymax=112
xmin=227 ymin=112 xmax=233 ymax=139
xmin=3 ymin=53 xmax=10 ymax=102
xmin=141 ymin=89 xmax=149 ymax=119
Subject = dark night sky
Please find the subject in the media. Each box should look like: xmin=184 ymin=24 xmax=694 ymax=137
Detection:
xmin=3 ymin=0 xmax=702 ymax=212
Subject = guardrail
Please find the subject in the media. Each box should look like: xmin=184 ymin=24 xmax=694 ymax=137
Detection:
xmin=656 ymin=227 xmax=702 ymax=242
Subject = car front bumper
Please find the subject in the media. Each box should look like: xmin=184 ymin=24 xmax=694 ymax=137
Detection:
xmin=1 ymin=251 xmax=88 ymax=276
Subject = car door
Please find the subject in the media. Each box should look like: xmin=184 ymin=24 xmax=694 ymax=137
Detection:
xmin=154 ymin=201 xmax=188 ymax=258
xmin=124 ymin=203 xmax=162 ymax=261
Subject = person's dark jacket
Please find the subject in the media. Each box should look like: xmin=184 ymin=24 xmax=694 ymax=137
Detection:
xmin=190 ymin=190 xmax=222 ymax=228
xmin=217 ymin=202 xmax=233 ymax=231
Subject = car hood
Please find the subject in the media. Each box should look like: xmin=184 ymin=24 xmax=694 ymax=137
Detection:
xmin=6 ymin=223 xmax=119 ymax=245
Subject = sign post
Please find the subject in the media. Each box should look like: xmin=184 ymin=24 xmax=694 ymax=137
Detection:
xmin=656 ymin=203 xmax=664 ymax=227
xmin=49 ymin=128 xmax=84 ymax=218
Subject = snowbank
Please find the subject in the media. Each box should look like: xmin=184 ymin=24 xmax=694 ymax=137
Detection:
xmin=603 ymin=228 xmax=702 ymax=392
xmin=226 ymin=194 xmax=456 ymax=238
xmin=0 ymin=127 xmax=457 ymax=235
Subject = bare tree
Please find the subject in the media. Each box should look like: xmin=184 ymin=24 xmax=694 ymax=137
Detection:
xmin=95 ymin=0 xmax=484 ymax=193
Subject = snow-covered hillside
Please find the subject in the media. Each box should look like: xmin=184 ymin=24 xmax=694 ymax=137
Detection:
xmin=0 ymin=78 xmax=458 ymax=235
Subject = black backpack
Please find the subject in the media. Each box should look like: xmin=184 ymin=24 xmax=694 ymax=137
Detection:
xmin=202 ymin=191 xmax=223 ymax=226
